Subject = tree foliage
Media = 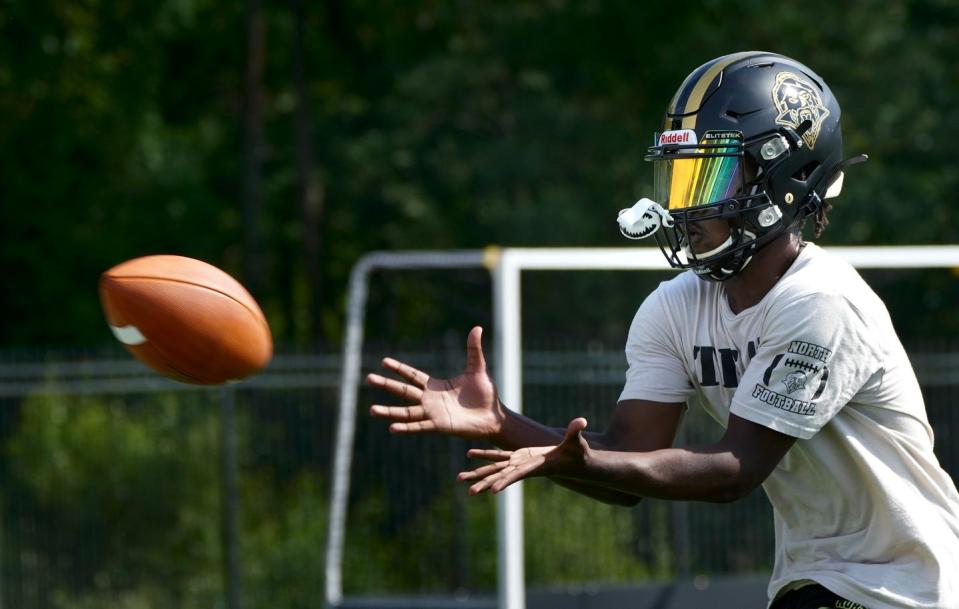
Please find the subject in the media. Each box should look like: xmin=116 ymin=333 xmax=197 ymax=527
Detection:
xmin=3 ymin=0 xmax=958 ymax=346
xmin=2 ymin=1 xmax=959 ymax=604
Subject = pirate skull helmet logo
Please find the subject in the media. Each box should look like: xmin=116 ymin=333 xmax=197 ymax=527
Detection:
xmin=772 ymin=71 xmax=831 ymax=149
xmin=782 ymin=370 xmax=808 ymax=395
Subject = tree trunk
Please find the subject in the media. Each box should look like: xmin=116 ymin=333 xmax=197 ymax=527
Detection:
xmin=292 ymin=0 xmax=326 ymax=343
xmin=242 ymin=0 xmax=267 ymax=296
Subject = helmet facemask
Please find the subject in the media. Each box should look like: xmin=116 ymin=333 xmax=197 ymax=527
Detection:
xmin=622 ymin=129 xmax=792 ymax=281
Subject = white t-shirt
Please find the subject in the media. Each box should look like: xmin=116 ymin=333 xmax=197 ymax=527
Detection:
xmin=619 ymin=243 xmax=959 ymax=609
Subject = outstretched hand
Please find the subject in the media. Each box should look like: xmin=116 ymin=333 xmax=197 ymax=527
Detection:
xmin=367 ymin=326 xmax=505 ymax=440
xmin=457 ymin=417 xmax=590 ymax=494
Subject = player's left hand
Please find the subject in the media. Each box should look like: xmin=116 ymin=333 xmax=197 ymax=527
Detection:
xmin=458 ymin=417 xmax=590 ymax=494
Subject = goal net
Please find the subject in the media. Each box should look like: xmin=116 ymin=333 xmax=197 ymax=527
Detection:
xmin=326 ymin=245 xmax=959 ymax=609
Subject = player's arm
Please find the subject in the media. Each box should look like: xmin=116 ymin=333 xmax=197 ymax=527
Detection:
xmin=366 ymin=325 xmax=652 ymax=451
xmin=578 ymin=413 xmax=795 ymax=502
xmin=495 ymin=399 xmax=683 ymax=453
xmin=367 ymin=327 xmax=684 ymax=505
xmin=461 ymin=412 xmax=795 ymax=503
xmin=488 ymin=398 xmax=683 ymax=505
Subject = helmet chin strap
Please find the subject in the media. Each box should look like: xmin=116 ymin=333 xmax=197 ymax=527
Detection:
xmin=683 ymin=235 xmax=735 ymax=261
xmin=686 ymin=229 xmax=758 ymax=280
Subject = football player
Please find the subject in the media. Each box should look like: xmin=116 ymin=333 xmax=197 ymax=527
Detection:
xmin=368 ymin=52 xmax=959 ymax=609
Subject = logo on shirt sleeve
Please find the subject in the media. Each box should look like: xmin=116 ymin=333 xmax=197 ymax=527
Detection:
xmin=750 ymin=384 xmax=816 ymax=416
xmin=752 ymin=340 xmax=832 ymax=416
xmin=787 ymin=340 xmax=832 ymax=363
xmin=781 ymin=370 xmax=807 ymax=394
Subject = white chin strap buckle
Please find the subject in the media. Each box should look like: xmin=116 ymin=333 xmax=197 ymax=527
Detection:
xmin=617 ymin=198 xmax=674 ymax=240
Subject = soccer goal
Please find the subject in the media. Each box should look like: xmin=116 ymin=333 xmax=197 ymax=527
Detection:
xmin=326 ymin=245 xmax=959 ymax=609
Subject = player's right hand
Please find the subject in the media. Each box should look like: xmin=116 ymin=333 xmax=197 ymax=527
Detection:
xmin=367 ymin=326 xmax=505 ymax=440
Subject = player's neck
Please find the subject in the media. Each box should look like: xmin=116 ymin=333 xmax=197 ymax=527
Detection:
xmin=724 ymin=233 xmax=804 ymax=314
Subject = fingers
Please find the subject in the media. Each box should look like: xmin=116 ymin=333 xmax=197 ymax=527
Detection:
xmin=467 ymin=462 xmax=536 ymax=495
xmin=369 ymin=404 xmax=426 ymax=421
xmin=457 ymin=460 xmax=509 ymax=482
xmin=461 ymin=448 xmax=543 ymax=495
xmin=380 ymin=358 xmax=428 ymax=388
xmin=467 ymin=471 xmax=504 ymax=495
xmin=465 ymin=326 xmax=488 ymax=373
xmin=466 ymin=448 xmax=511 ymax=461
xmin=388 ymin=420 xmax=437 ymax=434
xmin=564 ymin=417 xmax=588 ymax=440
xmin=457 ymin=449 xmax=511 ymax=483
xmin=368 ymin=405 xmax=436 ymax=434
xmin=366 ymin=373 xmax=424 ymax=402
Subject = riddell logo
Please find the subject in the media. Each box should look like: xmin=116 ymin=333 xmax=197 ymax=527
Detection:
xmin=659 ymin=129 xmax=698 ymax=146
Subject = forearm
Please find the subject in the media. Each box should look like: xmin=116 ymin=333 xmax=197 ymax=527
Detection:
xmin=491 ymin=407 xmax=643 ymax=505
xmin=552 ymin=477 xmax=642 ymax=506
xmin=570 ymin=445 xmax=751 ymax=503
xmin=492 ymin=404 xmax=609 ymax=450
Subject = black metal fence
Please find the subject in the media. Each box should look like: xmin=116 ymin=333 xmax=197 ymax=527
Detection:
xmin=0 ymin=341 xmax=957 ymax=609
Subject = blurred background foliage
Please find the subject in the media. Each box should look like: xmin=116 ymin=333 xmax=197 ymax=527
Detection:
xmin=3 ymin=1 xmax=959 ymax=606
xmin=3 ymin=0 xmax=959 ymax=348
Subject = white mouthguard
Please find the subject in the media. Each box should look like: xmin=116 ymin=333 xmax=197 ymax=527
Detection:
xmin=617 ymin=198 xmax=674 ymax=240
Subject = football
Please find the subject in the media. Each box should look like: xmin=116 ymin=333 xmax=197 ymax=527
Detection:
xmin=99 ymin=255 xmax=273 ymax=384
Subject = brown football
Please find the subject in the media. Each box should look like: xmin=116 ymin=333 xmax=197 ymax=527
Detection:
xmin=99 ymin=255 xmax=273 ymax=384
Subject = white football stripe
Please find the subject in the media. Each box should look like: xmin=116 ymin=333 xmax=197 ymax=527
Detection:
xmin=110 ymin=324 xmax=147 ymax=345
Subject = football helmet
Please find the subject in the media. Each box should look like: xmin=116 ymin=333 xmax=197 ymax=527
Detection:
xmin=617 ymin=51 xmax=866 ymax=281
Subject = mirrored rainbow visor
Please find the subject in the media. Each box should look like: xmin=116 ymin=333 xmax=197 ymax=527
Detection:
xmin=647 ymin=131 xmax=745 ymax=210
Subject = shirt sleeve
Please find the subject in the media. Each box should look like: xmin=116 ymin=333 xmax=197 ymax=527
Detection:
xmin=730 ymin=292 xmax=883 ymax=439
xmin=619 ymin=286 xmax=695 ymax=404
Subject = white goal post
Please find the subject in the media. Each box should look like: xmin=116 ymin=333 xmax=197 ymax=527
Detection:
xmin=325 ymin=245 xmax=959 ymax=609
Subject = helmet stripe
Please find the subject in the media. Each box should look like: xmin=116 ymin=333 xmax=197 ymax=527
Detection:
xmin=676 ymin=51 xmax=767 ymax=129
xmin=667 ymin=60 xmax=717 ymax=115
